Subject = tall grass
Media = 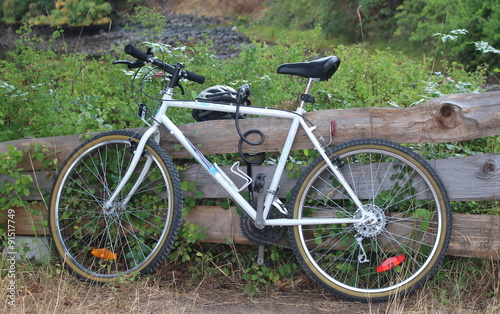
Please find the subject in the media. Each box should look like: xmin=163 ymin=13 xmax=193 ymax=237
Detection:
xmin=1 ymin=253 xmax=499 ymax=312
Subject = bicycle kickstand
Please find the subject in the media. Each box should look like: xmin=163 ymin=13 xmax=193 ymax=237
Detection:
xmin=254 ymin=173 xmax=267 ymax=265
xmin=257 ymin=245 xmax=265 ymax=265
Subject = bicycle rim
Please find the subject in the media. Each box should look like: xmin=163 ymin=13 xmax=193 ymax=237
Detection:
xmin=289 ymin=139 xmax=451 ymax=302
xmin=50 ymin=131 xmax=182 ymax=283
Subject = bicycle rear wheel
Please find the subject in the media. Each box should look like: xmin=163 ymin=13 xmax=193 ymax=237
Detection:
xmin=289 ymin=139 xmax=451 ymax=302
xmin=50 ymin=130 xmax=183 ymax=283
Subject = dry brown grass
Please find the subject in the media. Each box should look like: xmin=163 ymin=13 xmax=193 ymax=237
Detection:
xmin=2 ymin=256 xmax=500 ymax=313
xmin=385 ymin=258 xmax=500 ymax=314
xmin=168 ymin=0 xmax=265 ymax=18
xmin=1 ymin=266 xmax=193 ymax=313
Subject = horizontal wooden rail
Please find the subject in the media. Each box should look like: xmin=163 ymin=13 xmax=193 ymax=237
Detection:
xmin=3 ymin=154 xmax=500 ymax=202
xmin=1 ymin=92 xmax=499 ymax=172
xmin=2 ymin=205 xmax=498 ymax=259
xmin=1 ymin=91 xmax=500 ymax=259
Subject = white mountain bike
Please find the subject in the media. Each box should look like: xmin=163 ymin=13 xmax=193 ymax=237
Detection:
xmin=49 ymin=44 xmax=452 ymax=302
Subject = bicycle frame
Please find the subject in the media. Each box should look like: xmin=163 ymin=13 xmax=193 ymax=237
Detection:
xmin=50 ymin=48 xmax=451 ymax=299
xmin=106 ymin=86 xmax=370 ymax=227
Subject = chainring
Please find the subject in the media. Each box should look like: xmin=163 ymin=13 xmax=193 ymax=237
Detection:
xmin=240 ymin=210 xmax=286 ymax=246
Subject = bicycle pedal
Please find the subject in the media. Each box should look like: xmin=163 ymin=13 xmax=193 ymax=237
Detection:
xmin=253 ymin=173 xmax=266 ymax=193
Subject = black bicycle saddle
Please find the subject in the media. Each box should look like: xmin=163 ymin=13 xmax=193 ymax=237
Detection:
xmin=277 ymin=56 xmax=341 ymax=81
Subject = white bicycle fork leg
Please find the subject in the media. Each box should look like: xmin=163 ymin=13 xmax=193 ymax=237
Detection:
xmin=120 ymin=155 xmax=154 ymax=205
xmin=105 ymin=126 xmax=159 ymax=207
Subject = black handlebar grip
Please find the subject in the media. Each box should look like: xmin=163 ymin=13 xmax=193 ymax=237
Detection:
xmin=124 ymin=44 xmax=205 ymax=84
xmin=184 ymin=70 xmax=206 ymax=84
xmin=124 ymin=44 xmax=149 ymax=62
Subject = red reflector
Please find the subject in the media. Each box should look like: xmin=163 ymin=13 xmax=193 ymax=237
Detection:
xmin=376 ymin=255 xmax=405 ymax=273
xmin=91 ymin=248 xmax=117 ymax=260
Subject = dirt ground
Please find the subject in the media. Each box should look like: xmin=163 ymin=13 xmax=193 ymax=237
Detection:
xmin=5 ymin=249 xmax=499 ymax=314
xmin=148 ymin=284 xmax=375 ymax=313
xmin=3 ymin=272 xmax=394 ymax=314
xmin=4 ymin=263 xmax=500 ymax=314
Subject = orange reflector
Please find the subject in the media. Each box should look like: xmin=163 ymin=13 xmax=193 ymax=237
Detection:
xmin=376 ymin=255 xmax=405 ymax=273
xmin=91 ymin=248 xmax=117 ymax=260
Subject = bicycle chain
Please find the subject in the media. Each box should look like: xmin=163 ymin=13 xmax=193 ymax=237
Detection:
xmin=239 ymin=211 xmax=363 ymax=263
xmin=238 ymin=200 xmax=364 ymax=259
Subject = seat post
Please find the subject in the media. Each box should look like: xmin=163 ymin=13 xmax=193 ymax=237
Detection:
xmin=299 ymin=78 xmax=318 ymax=109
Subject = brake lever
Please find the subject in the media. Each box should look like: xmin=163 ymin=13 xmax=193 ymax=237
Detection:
xmin=112 ymin=60 xmax=145 ymax=69
xmin=177 ymin=82 xmax=185 ymax=95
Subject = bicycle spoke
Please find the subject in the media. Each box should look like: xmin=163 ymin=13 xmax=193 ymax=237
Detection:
xmin=289 ymin=139 xmax=451 ymax=301
xmin=50 ymin=131 xmax=182 ymax=282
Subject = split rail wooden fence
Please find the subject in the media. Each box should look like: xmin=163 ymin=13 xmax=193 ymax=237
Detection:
xmin=1 ymin=91 xmax=500 ymax=259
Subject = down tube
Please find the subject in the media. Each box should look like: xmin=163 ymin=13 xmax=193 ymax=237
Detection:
xmin=159 ymin=115 xmax=257 ymax=219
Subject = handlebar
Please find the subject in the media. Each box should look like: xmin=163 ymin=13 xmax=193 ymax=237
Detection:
xmin=124 ymin=44 xmax=150 ymax=62
xmin=121 ymin=44 xmax=206 ymax=85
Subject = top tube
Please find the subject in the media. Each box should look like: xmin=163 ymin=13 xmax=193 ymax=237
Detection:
xmin=163 ymin=100 xmax=304 ymax=119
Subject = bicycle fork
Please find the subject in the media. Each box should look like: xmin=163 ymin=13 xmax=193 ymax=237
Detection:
xmin=104 ymin=125 xmax=160 ymax=210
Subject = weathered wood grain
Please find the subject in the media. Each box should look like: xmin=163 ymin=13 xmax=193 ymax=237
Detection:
xmin=2 ymin=91 xmax=500 ymax=259
xmin=2 ymin=205 xmax=499 ymax=259
xmin=448 ymin=214 xmax=500 ymax=259
xmin=1 ymin=92 xmax=499 ymax=171
xmin=5 ymin=154 xmax=500 ymax=202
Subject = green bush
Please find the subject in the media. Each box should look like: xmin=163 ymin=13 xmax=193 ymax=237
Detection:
xmin=318 ymin=0 xmax=404 ymax=42
xmin=0 ymin=0 xmax=112 ymax=26
xmin=260 ymin=0 xmax=404 ymax=42
xmin=395 ymin=0 xmax=500 ymax=71
xmin=0 ymin=25 xmax=138 ymax=142
xmin=30 ymin=0 xmax=112 ymax=26
xmin=258 ymin=0 xmax=499 ymax=72
xmin=0 ymin=0 xmax=32 ymax=23
xmin=0 ymin=24 xmax=487 ymax=142
xmin=259 ymin=0 xmax=322 ymax=30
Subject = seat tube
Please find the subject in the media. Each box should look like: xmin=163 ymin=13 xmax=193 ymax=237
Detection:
xmin=262 ymin=113 xmax=302 ymax=214
xmin=299 ymin=78 xmax=316 ymax=109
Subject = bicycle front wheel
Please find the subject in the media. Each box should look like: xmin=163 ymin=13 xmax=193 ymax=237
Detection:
xmin=289 ymin=139 xmax=451 ymax=302
xmin=50 ymin=130 xmax=183 ymax=283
